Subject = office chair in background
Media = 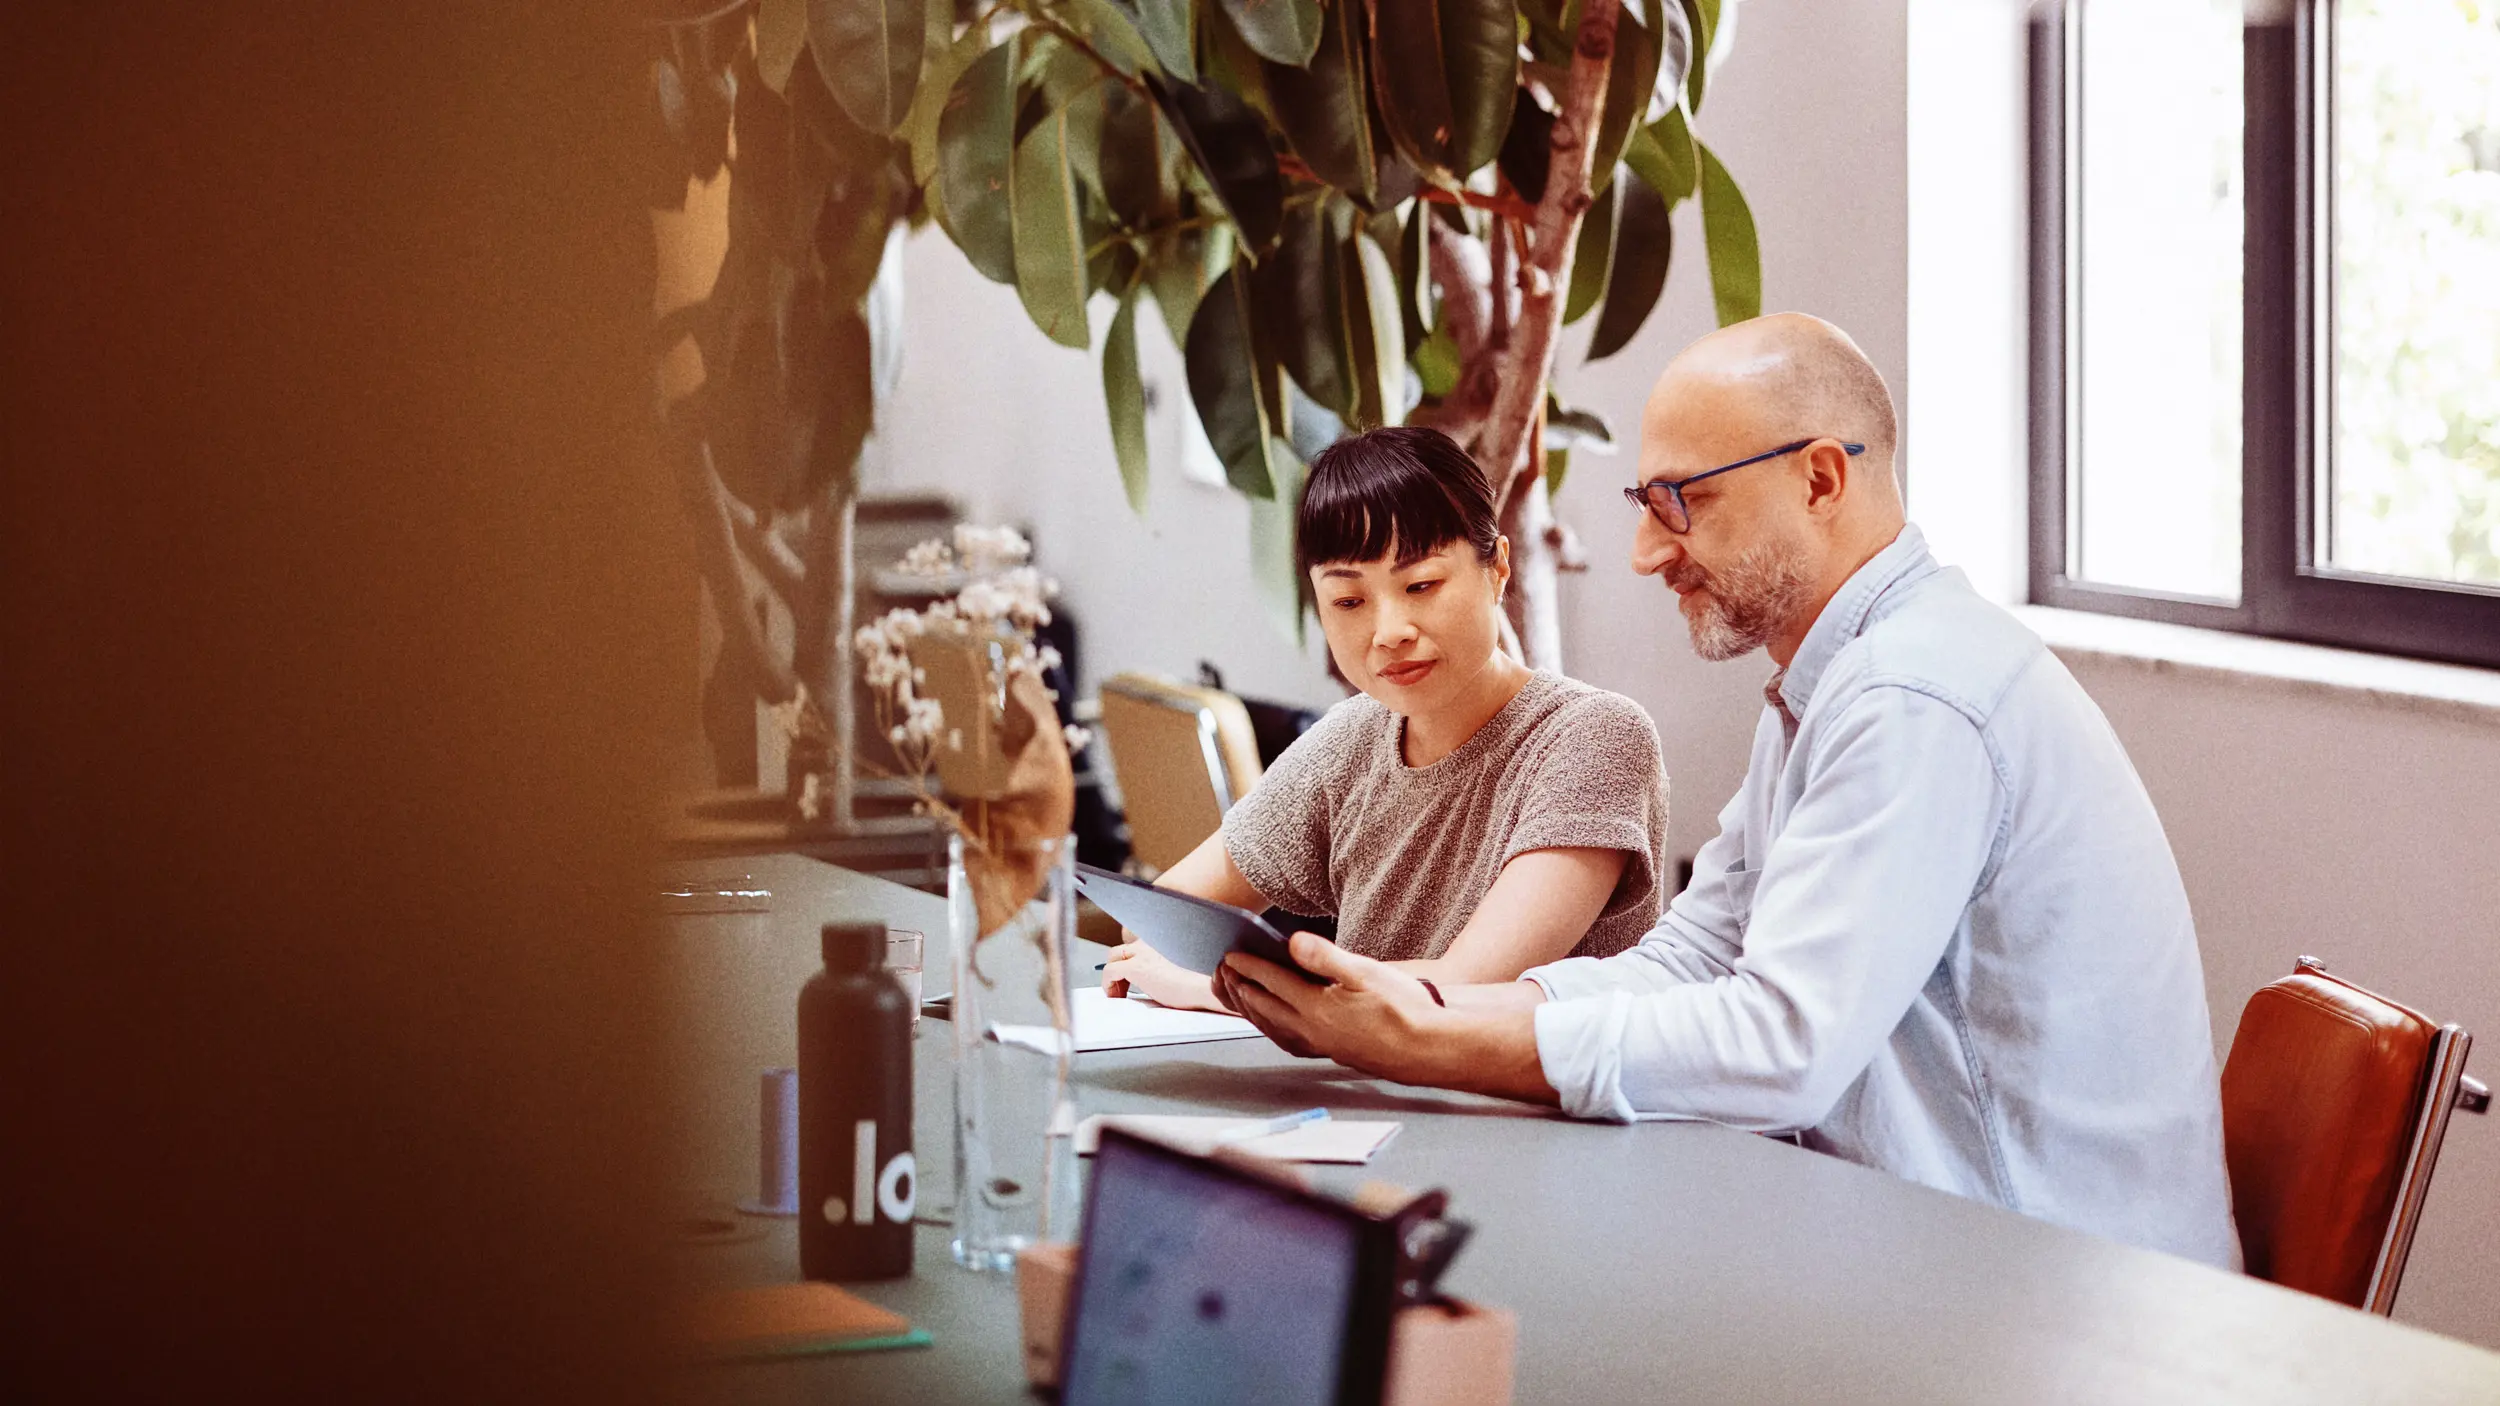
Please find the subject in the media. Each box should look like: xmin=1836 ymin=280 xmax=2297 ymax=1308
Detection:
xmin=2221 ymin=956 xmax=2488 ymax=1314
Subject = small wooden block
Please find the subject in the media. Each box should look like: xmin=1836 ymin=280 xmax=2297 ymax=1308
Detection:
xmin=1017 ymin=1241 xmax=1079 ymax=1386
xmin=1383 ymin=1299 xmax=1518 ymax=1406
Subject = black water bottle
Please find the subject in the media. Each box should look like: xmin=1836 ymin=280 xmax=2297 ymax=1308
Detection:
xmin=798 ymin=921 xmax=915 ymax=1281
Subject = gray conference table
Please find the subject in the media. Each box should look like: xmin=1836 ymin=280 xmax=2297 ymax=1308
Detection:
xmin=666 ymin=853 xmax=2500 ymax=1404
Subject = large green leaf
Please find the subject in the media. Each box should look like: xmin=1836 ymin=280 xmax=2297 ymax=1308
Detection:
xmin=906 ymin=20 xmax=987 ymax=190
xmin=1217 ymin=0 xmax=1324 ymax=68
xmin=1498 ymin=94 xmax=1555 ymax=203
xmin=1200 ymin=4 xmax=1276 ymax=115
xmin=1011 ymin=102 xmax=1093 ymax=348
xmin=757 ymin=0 xmax=807 ymax=94
xmin=1397 ymin=196 xmax=1432 ymax=351
xmin=1544 ymin=445 xmax=1569 ymax=498
xmin=1093 ymin=81 xmax=1171 ymax=230
xmin=1017 ymin=31 xmax=1101 ymax=129
xmin=1656 ymin=0 xmax=1695 ymax=114
xmin=1591 ymin=6 xmax=1662 ymax=197
xmin=1697 ymin=140 xmax=1759 ymax=326
xmin=1184 ymin=265 xmax=1281 ymax=498
xmin=1146 ymin=76 xmax=1284 ymax=255
xmin=1265 ymin=0 xmax=1375 ymax=202
xmin=709 ymin=277 xmax=875 ymax=511
xmin=1623 ymin=106 xmax=1699 ymax=204
xmin=1104 ymin=289 xmax=1151 ymax=513
xmin=807 ymin=0 xmax=926 ymax=134
xmin=1565 ymin=176 xmax=1618 ymax=324
xmin=1124 ymin=0 xmax=1197 ymax=81
xmin=936 ymin=41 xmax=1019 ymax=283
xmin=807 ymin=304 xmax=877 ymax=502
xmin=819 ymin=151 xmax=897 ymax=309
xmin=1065 ymin=0 xmax=1159 ymax=76
xmin=1681 ymin=0 xmax=1720 ymax=112
xmin=1368 ymin=0 xmax=1519 ymax=180
xmin=1147 ymin=222 xmax=1233 ymax=352
xmin=1347 ymin=230 xmax=1407 ymax=429
xmin=1254 ymin=200 xmax=1353 ymax=419
xmin=1547 ymin=396 xmax=1616 ymax=449
xmin=1247 ymin=444 xmax=1310 ymax=641
xmin=1412 ymin=315 xmax=1460 ymax=397
xmin=1587 ymin=165 xmax=1671 ymax=361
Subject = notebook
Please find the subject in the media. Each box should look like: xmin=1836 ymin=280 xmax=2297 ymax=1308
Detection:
xmin=988 ymin=987 xmax=1268 ymax=1055
xmin=677 ymin=1282 xmax=932 ymax=1361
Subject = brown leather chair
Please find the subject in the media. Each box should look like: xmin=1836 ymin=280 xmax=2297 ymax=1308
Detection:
xmin=1095 ymin=674 xmax=1264 ymax=877
xmin=2220 ymin=956 xmax=2489 ymax=1313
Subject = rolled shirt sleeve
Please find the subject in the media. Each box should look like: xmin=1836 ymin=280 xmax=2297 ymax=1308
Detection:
xmin=1531 ymin=685 xmax=2006 ymax=1126
xmin=1526 ymin=783 xmax=1752 ymax=1002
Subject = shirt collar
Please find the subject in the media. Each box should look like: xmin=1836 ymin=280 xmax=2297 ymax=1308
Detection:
xmin=1771 ymin=524 xmax=1936 ymax=722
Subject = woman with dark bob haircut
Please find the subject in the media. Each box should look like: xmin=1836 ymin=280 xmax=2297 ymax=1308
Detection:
xmin=1105 ymin=426 xmax=1670 ymax=1012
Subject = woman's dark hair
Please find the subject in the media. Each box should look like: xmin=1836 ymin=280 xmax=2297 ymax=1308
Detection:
xmin=1295 ymin=426 xmax=1501 ymax=575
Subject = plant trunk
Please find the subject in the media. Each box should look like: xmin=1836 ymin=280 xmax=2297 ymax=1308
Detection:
xmin=1413 ymin=3 xmax=1620 ymax=675
xmin=790 ymin=487 xmax=858 ymax=822
xmin=1501 ymin=468 xmax=1564 ymax=671
xmin=676 ymin=424 xmax=797 ymax=785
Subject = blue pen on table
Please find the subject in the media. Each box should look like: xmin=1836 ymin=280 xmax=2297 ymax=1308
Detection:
xmin=1212 ymin=1107 xmax=1331 ymax=1146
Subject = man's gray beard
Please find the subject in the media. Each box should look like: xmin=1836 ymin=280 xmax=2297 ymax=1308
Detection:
xmin=1675 ymin=537 xmax=1817 ymax=662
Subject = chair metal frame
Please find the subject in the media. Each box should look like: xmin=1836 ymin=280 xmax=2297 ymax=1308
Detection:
xmin=1097 ymin=675 xmax=1260 ymax=878
xmin=2287 ymin=957 xmax=2490 ymax=1315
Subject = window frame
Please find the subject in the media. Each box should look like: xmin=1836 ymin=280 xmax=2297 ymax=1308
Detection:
xmin=2029 ymin=1 xmax=2500 ymax=671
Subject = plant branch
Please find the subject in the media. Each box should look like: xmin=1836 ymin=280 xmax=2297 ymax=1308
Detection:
xmin=1489 ymin=216 xmax=1516 ymax=349
xmin=1274 ymin=154 xmax=1537 ymax=221
xmin=1480 ymin=0 xmax=1622 ymax=516
xmin=1430 ymin=220 xmax=1493 ymax=366
xmin=672 ymin=417 xmax=798 ymax=702
xmin=1017 ymin=7 xmax=1154 ymax=101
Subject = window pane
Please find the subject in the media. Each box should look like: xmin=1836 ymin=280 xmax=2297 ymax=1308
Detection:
xmin=2329 ymin=0 xmax=2500 ymax=589
xmin=2071 ymin=0 xmax=2244 ymax=600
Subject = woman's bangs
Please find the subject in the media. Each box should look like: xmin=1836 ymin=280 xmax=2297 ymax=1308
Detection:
xmin=1296 ymin=447 xmax=1469 ymax=574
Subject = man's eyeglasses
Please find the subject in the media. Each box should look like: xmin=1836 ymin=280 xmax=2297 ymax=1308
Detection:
xmin=1622 ymin=438 xmax=1866 ymax=534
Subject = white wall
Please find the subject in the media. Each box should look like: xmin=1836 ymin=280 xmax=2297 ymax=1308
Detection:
xmin=869 ymin=0 xmax=2500 ymax=1352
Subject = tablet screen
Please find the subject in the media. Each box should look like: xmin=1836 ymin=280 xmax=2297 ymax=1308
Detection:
xmin=1063 ymin=1135 xmax=1361 ymax=1405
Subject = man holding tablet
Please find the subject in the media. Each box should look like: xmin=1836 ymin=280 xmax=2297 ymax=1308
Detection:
xmin=1214 ymin=315 xmax=2241 ymax=1270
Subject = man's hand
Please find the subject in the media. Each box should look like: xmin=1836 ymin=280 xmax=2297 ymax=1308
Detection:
xmin=1100 ymin=933 xmax=1223 ymax=1012
xmin=1216 ymin=932 xmax=1563 ymax=1104
xmin=1213 ymin=932 xmax=1447 ymax=1082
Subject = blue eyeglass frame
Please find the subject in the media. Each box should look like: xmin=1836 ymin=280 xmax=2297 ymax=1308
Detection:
xmin=1622 ymin=438 xmax=1866 ymax=533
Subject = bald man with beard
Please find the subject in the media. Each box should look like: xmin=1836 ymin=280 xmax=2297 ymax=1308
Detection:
xmin=1215 ymin=314 xmax=2242 ymax=1268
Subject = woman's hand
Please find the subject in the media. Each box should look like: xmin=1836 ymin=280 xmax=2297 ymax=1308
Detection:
xmin=1100 ymin=934 xmax=1224 ymax=1012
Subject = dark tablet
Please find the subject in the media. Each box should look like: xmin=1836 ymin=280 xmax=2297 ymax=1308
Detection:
xmin=1073 ymin=864 xmax=1327 ymax=980
xmin=1060 ymin=1128 xmax=1397 ymax=1406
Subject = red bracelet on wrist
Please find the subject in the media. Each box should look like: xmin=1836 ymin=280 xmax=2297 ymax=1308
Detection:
xmin=1417 ymin=977 xmax=1446 ymax=1007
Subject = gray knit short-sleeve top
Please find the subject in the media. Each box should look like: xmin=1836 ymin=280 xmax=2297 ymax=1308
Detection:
xmin=1218 ymin=671 xmax=1670 ymax=962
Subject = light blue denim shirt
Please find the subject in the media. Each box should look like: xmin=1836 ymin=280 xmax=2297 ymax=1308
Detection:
xmin=1526 ymin=526 xmax=2242 ymax=1268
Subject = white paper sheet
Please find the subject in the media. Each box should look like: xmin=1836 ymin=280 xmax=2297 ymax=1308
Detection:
xmin=987 ymin=986 xmax=1269 ymax=1055
xmin=1075 ymin=1114 xmax=1402 ymax=1164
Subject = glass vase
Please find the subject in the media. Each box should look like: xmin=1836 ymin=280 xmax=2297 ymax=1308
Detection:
xmin=947 ymin=832 xmax=1080 ymax=1270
